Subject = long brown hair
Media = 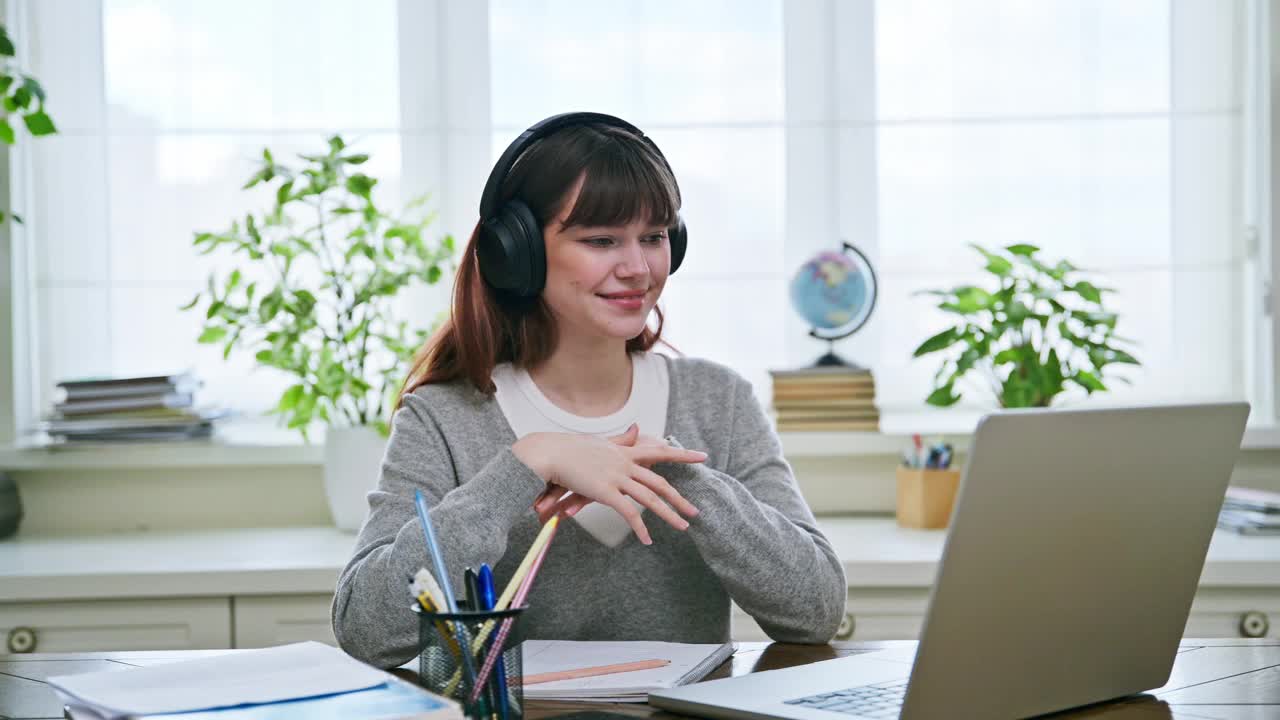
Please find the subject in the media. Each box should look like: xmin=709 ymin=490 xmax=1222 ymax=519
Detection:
xmin=397 ymin=121 xmax=681 ymax=406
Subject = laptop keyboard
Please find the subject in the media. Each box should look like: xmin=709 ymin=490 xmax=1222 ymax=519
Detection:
xmin=784 ymin=679 xmax=908 ymax=718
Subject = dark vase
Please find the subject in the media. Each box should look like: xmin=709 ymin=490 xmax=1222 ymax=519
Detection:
xmin=0 ymin=472 xmax=21 ymax=539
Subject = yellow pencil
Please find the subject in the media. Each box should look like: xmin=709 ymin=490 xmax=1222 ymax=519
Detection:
xmin=444 ymin=516 xmax=561 ymax=695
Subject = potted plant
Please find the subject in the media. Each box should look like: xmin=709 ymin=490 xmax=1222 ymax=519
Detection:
xmin=912 ymin=243 xmax=1140 ymax=408
xmin=181 ymin=136 xmax=456 ymax=530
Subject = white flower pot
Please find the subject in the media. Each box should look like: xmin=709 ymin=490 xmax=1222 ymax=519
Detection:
xmin=323 ymin=425 xmax=388 ymax=532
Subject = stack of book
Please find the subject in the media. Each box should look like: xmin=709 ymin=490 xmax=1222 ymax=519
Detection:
xmin=39 ymin=372 xmax=231 ymax=445
xmin=1217 ymin=486 xmax=1280 ymax=536
xmin=769 ymin=366 xmax=879 ymax=432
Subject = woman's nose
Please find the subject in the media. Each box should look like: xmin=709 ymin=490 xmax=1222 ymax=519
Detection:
xmin=617 ymin=240 xmax=650 ymax=276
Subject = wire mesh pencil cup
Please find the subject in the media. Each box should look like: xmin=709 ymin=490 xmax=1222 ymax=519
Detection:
xmin=414 ymin=603 xmax=526 ymax=720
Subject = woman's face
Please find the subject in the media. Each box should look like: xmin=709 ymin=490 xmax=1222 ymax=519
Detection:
xmin=541 ymin=177 xmax=671 ymax=344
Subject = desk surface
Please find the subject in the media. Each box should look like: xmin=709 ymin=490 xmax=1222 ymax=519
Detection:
xmin=1 ymin=639 xmax=1275 ymax=720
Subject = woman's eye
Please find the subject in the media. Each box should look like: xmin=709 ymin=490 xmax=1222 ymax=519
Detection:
xmin=644 ymin=234 xmax=666 ymax=244
xmin=584 ymin=237 xmax=613 ymax=247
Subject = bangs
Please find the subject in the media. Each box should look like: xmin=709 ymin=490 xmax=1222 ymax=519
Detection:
xmin=558 ymin=140 xmax=680 ymax=230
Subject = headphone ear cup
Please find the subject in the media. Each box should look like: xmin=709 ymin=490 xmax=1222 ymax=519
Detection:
xmin=668 ymin=215 xmax=687 ymax=275
xmin=509 ymin=199 xmax=545 ymax=297
xmin=477 ymin=199 xmax=544 ymax=298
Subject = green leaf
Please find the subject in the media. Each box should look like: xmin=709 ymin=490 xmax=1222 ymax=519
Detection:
xmin=328 ymin=135 xmax=345 ymax=153
xmin=1071 ymin=370 xmax=1107 ymax=394
xmin=11 ymin=84 xmax=31 ymax=110
xmin=1071 ymin=281 xmax=1103 ymax=304
xmin=925 ymin=384 xmax=961 ymax=407
xmin=21 ymin=77 xmax=45 ymax=103
xmin=197 ymin=326 xmax=228 ymax=344
xmin=1005 ymin=244 xmax=1039 ymax=256
xmin=178 ymin=293 xmax=201 ymax=311
xmin=278 ymin=383 xmax=306 ymax=412
xmin=343 ymin=153 xmax=369 ymax=164
xmin=913 ymin=327 xmax=963 ymax=356
xmin=345 ymin=174 xmax=376 ymax=198
xmin=1108 ymin=348 xmax=1140 ymax=365
xmin=0 ymin=118 xmax=13 ymax=145
xmin=276 ymin=180 xmax=294 ymax=206
xmin=0 ymin=27 xmax=15 ymax=56
xmin=971 ymin=244 xmax=1013 ymax=276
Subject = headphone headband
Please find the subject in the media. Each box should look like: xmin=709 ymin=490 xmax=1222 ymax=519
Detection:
xmin=478 ymin=112 xmax=670 ymax=219
xmin=476 ymin=111 xmax=688 ymax=298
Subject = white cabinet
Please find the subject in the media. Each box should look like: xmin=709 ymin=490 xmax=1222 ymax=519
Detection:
xmin=1184 ymin=588 xmax=1278 ymax=639
xmin=233 ymin=594 xmax=337 ymax=648
xmin=0 ymin=598 xmax=231 ymax=653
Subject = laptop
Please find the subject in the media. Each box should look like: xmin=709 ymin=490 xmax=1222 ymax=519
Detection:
xmin=650 ymin=402 xmax=1251 ymax=720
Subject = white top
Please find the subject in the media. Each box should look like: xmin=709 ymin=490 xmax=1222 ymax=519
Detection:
xmin=491 ymin=350 xmax=670 ymax=547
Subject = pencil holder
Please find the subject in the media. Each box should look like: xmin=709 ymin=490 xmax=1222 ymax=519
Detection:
xmin=896 ymin=467 xmax=961 ymax=529
xmin=414 ymin=603 xmax=526 ymax=720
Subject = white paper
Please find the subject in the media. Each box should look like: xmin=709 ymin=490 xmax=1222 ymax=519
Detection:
xmin=47 ymin=641 xmax=387 ymax=718
xmin=520 ymin=640 xmax=735 ymax=702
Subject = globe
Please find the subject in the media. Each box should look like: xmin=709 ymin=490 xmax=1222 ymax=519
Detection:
xmin=789 ymin=242 xmax=878 ymax=366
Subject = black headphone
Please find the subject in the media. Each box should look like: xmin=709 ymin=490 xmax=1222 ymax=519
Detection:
xmin=476 ymin=112 xmax=687 ymax=298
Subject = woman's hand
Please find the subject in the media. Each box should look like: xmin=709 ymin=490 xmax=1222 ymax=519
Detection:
xmin=515 ymin=425 xmax=705 ymax=544
xmin=533 ymin=424 xmax=660 ymax=522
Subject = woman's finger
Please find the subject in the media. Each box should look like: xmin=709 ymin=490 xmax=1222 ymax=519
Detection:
xmin=534 ymin=485 xmax=570 ymax=513
xmin=604 ymin=491 xmax=652 ymax=545
xmin=557 ymin=495 xmax=594 ymax=517
xmin=606 ymin=423 xmax=639 ymax=446
xmin=633 ymin=464 xmax=700 ymax=517
xmin=621 ymin=478 xmax=689 ymax=532
xmin=630 ymin=445 xmax=708 ymax=467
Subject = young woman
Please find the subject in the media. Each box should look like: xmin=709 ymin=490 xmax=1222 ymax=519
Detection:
xmin=332 ymin=112 xmax=847 ymax=669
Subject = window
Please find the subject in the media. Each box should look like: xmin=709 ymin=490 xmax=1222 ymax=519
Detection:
xmin=15 ymin=0 xmax=1268 ymax=440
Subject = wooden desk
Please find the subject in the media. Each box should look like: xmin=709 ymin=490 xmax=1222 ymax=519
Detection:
xmin=1 ymin=639 xmax=1275 ymax=719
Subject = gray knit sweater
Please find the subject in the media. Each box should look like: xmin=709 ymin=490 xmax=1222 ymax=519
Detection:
xmin=331 ymin=355 xmax=847 ymax=669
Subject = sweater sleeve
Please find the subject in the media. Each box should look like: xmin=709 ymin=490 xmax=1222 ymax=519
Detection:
xmin=655 ymin=376 xmax=848 ymax=644
xmin=331 ymin=391 xmax=546 ymax=669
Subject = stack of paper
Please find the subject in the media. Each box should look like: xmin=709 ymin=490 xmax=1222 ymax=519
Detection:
xmin=47 ymin=641 xmax=461 ymax=720
xmin=520 ymin=640 xmax=736 ymax=703
xmin=1218 ymin=486 xmax=1280 ymax=535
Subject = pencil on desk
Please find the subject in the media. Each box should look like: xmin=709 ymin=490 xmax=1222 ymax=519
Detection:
xmin=523 ymin=659 xmax=672 ymax=685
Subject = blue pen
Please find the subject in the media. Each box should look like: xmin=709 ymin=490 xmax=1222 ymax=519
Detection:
xmin=477 ymin=564 xmax=510 ymax=720
xmin=414 ymin=489 xmax=479 ymax=690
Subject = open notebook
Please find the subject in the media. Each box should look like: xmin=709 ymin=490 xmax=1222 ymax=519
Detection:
xmin=520 ymin=640 xmax=736 ymax=703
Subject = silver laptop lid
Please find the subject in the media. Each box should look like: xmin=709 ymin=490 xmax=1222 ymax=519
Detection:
xmin=902 ymin=402 xmax=1250 ymax=719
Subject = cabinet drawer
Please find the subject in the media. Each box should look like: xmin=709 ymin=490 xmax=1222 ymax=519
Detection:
xmin=234 ymin=594 xmax=337 ymax=648
xmin=1185 ymin=589 xmax=1280 ymax=639
xmin=0 ymin=598 xmax=231 ymax=653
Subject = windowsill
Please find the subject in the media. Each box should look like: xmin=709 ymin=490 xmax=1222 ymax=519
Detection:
xmin=1 ymin=416 xmax=1277 ymax=472
xmin=0 ymin=421 xmax=323 ymax=471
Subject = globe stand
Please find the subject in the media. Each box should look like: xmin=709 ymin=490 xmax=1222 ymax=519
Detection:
xmin=813 ymin=340 xmax=866 ymax=370
xmin=808 ymin=332 xmax=868 ymax=371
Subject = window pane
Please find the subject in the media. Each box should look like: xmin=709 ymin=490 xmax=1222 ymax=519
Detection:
xmin=104 ymin=0 xmax=399 ymax=130
xmin=490 ymin=0 xmax=783 ymax=128
xmin=876 ymin=0 xmax=1170 ymax=119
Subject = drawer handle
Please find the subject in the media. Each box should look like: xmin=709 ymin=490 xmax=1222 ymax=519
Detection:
xmin=836 ymin=612 xmax=856 ymax=640
xmin=1239 ymin=611 xmax=1269 ymax=638
xmin=6 ymin=626 xmax=36 ymax=653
